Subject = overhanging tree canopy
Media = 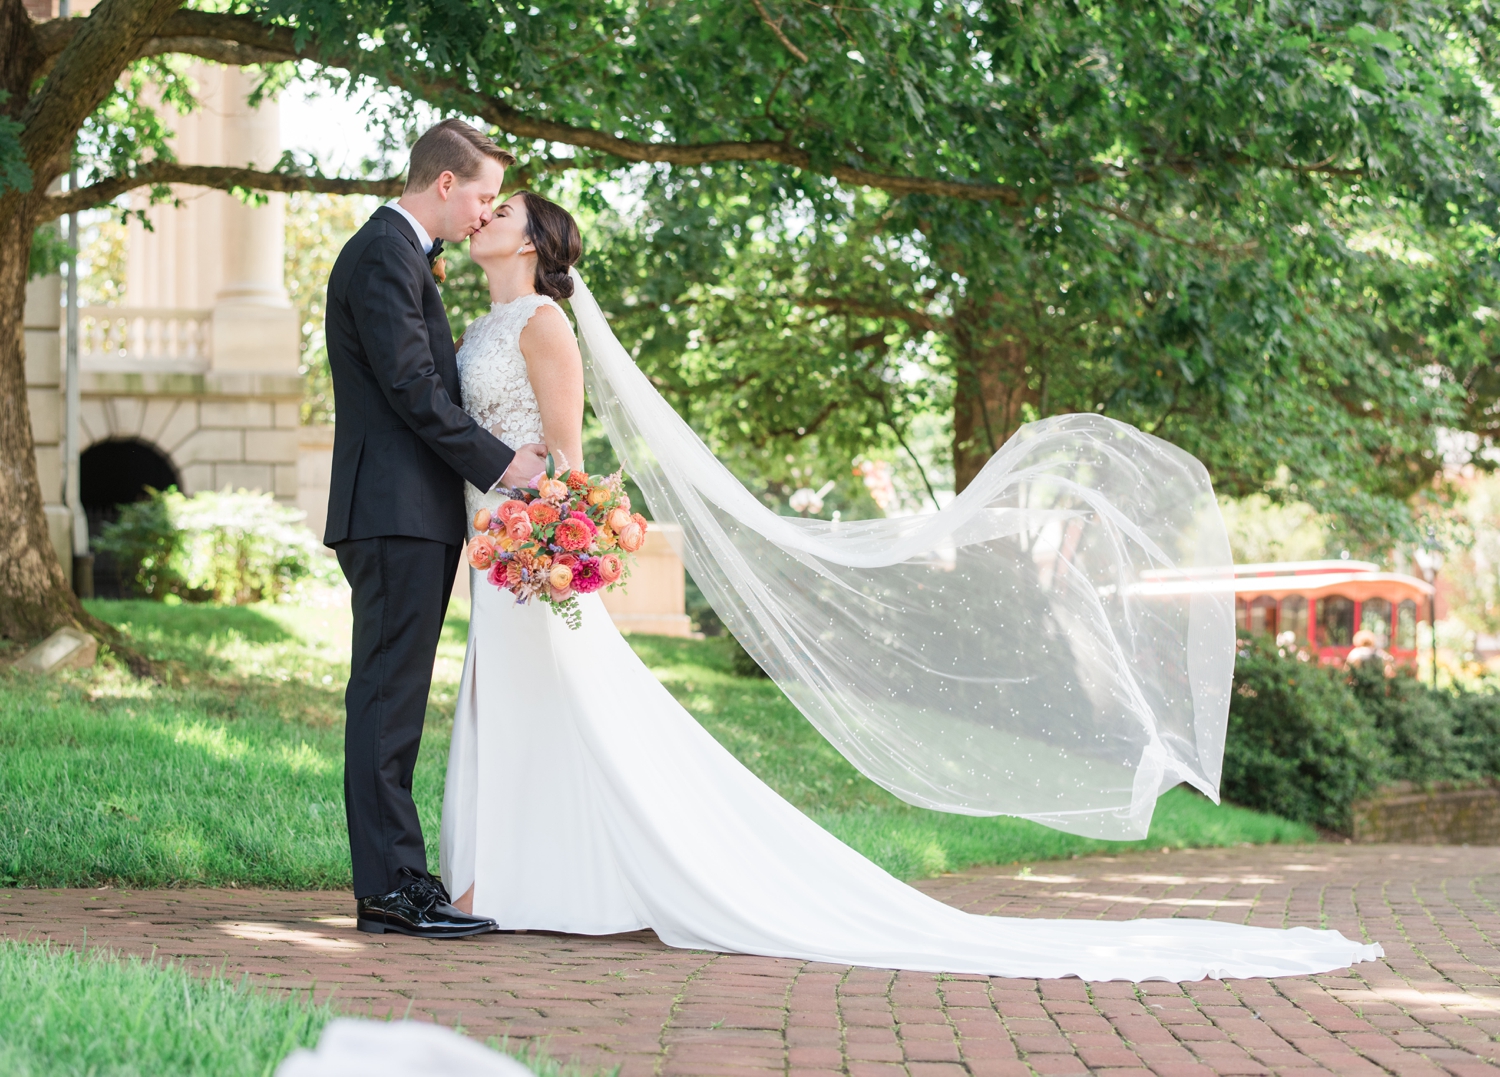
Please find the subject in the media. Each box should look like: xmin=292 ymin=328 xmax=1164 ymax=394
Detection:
xmin=2 ymin=0 xmax=1498 ymax=648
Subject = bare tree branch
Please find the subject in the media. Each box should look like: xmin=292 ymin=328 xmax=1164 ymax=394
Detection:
xmin=37 ymin=154 xmax=579 ymax=220
xmin=798 ymin=295 xmax=941 ymax=333
xmin=138 ymin=35 xmax=296 ymax=66
xmin=39 ymin=163 xmax=404 ymax=220
xmin=749 ymin=0 xmax=809 ymax=63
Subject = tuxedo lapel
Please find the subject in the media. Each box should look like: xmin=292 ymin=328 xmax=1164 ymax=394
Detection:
xmin=372 ymin=205 xmax=424 ymax=257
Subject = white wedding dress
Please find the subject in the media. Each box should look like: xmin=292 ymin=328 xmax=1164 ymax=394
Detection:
xmin=439 ymin=292 xmax=1382 ymax=981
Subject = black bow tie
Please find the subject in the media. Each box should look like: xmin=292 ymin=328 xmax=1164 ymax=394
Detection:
xmin=427 ymin=238 xmax=444 ymax=265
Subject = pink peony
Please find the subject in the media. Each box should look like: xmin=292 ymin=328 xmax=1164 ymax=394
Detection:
xmin=616 ymin=521 xmax=645 ymax=553
xmin=597 ymin=553 xmax=622 ymax=584
xmin=506 ymin=515 xmax=533 ymax=542
xmin=572 ymin=558 xmax=604 ymax=593
xmin=467 ymin=534 xmax=496 ymax=570
xmin=605 ymin=507 xmax=631 ymax=533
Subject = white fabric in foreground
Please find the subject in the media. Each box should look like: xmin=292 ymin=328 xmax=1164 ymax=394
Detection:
xmin=441 ymin=583 xmax=1383 ymax=981
xmin=569 ymin=270 xmax=1234 ymax=840
xmin=275 ymin=1019 xmax=533 ymax=1077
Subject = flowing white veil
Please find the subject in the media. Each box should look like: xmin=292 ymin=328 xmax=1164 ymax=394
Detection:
xmin=569 ymin=270 xmax=1234 ymax=840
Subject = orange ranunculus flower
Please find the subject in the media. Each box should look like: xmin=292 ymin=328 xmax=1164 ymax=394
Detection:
xmin=586 ymin=486 xmax=610 ymax=506
xmin=472 ymin=507 xmax=492 ymax=532
xmin=605 ymin=507 xmax=631 ymax=533
xmin=528 ymin=501 xmax=560 ymax=525
xmin=506 ymin=515 xmax=533 ymax=542
xmin=537 ymin=477 xmax=569 ymax=500
xmin=555 ymin=518 xmax=591 ymax=551
xmin=467 ymin=534 xmax=496 ymax=569
xmin=616 ymin=521 xmax=646 ymax=553
xmin=567 ymin=469 xmax=589 ymax=490
xmin=498 ymin=499 xmax=529 ymax=522
xmin=598 ymin=553 xmax=623 ymax=584
xmin=631 ymin=513 xmax=648 ymax=533
xmin=548 ymin=562 xmax=574 ymax=591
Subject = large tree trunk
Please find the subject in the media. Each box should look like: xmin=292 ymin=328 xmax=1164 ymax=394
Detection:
xmin=0 ymin=199 xmax=82 ymax=645
xmin=950 ymin=311 xmax=1037 ymax=493
xmin=0 ymin=0 xmax=167 ymax=667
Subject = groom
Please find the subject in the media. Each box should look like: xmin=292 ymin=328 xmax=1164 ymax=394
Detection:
xmin=324 ymin=119 xmax=547 ymax=938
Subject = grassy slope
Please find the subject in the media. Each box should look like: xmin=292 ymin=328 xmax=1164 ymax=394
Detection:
xmin=0 ymin=600 xmax=1312 ymax=890
xmin=0 ymin=939 xmax=596 ymax=1077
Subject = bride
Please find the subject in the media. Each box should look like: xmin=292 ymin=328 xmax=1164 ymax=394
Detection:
xmin=439 ymin=190 xmax=1381 ymax=981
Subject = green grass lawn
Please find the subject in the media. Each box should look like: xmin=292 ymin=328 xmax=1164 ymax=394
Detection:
xmin=0 ymin=599 xmax=1313 ymax=890
xmin=0 ymin=939 xmax=597 ymax=1077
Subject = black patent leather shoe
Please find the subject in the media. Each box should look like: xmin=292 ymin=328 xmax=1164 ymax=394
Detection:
xmin=356 ymin=868 xmax=496 ymax=938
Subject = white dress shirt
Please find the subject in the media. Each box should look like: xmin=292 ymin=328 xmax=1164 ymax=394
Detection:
xmin=387 ymin=202 xmax=435 ymax=255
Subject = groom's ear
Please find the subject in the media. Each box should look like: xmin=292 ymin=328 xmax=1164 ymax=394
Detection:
xmin=434 ymin=170 xmax=458 ymax=200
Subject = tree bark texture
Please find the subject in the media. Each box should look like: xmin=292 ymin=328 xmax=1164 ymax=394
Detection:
xmin=951 ymin=313 xmax=1037 ymax=494
xmin=0 ymin=0 xmax=179 ymax=659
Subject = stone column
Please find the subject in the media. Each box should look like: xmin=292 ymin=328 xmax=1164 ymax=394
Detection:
xmin=210 ymin=66 xmax=299 ymax=374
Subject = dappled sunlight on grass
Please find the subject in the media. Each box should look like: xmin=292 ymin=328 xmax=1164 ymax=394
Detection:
xmin=0 ymin=601 xmax=1315 ymax=889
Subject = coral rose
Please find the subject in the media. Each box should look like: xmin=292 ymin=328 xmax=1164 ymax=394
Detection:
xmin=548 ymin=563 xmax=574 ymax=591
xmin=631 ymin=512 xmax=649 ymax=533
xmin=498 ymin=499 xmax=529 ymax=522
xmin=616 ymin=521 xmax=646 ymax=553
xmin=472 ymin=508 xmax=492 ymax=532
xmin=605 ymin=507 xmax=631 ymax=533
xmin=467 ymin=534 xmax=496 ymax=570
xmin=537 ymin=476 xmax=569 ymax=500
xmin=567 ymin=469 xmax=589 ymax=490
xmin=506 ymin=515 xmax=533 ymax=542
xmin=527 ymin=501 xmax=560 ymax=525
xmin=598 ymin=553 xmax=622 ymax=584
xmin=586 ymin=486 xmax=610 ymax=506
xmin=572 ymin=558 xmax=604 ymax=594
xmin=555 ymin=518 xmax=591 ymax=551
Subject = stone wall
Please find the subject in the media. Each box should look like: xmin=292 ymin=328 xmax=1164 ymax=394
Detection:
xmin=1352 ymin=781 xmax=1500 ymax=844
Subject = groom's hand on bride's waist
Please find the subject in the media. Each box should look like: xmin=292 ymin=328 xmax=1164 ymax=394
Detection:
xmin=498 ymin=443 xmax=549 ymax=489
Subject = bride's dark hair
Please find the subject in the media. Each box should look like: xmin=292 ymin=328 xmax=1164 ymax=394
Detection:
xmin=515 ymin=191 xmax=582 ymax=300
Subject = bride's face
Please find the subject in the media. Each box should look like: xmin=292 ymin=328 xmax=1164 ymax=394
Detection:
xmin=469 ymin=194 xmax=532 ymax=264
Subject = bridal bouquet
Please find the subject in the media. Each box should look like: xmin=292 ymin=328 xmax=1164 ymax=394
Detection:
xmin=466 ymin=457 xmax=647 ymax=629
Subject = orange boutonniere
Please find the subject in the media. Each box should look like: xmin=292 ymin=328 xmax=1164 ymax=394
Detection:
xmin=431 ymin=256 xmax=447 ymax=283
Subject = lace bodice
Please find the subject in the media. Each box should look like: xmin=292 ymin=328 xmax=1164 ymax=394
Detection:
xmin=457 ymin=293 xmax=570 ymax=523
xmin=457 ymin=293 xmax=566 ymax=446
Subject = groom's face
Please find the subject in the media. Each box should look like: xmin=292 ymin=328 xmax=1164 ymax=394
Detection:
xmin=437 ymin=159 xmax=507 ymax=242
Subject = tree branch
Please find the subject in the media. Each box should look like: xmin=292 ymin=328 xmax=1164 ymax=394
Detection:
xmin=798 ymin=295 xmax=941 ymax=333
xmin=40 ymin=162 xmax=404 ymax=220
xmin=749 ymin=0 xmax=809 ymax=63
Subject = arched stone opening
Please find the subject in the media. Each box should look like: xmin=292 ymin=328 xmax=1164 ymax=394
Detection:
xmin=81 ymin=438 xmax=180 ymax=598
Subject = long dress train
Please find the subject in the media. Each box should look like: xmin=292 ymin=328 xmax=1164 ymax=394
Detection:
xmin=439 ymin=292 xmax=1382 ymax=981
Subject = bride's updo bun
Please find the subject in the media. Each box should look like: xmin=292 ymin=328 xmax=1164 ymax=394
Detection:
xmin=516 ymin=191 xmax=582 ymax=300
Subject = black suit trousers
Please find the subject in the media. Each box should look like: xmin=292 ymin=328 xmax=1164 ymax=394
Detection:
xmin=335 ymin=535 xmax=462 ymax=898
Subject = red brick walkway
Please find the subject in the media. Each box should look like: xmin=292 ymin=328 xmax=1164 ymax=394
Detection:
xmin=5 ymin=844 xmax=1500 ymax=1076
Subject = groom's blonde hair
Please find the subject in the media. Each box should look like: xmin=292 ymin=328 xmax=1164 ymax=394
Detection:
xmin=404 ymin=119 xmax=517 ymax=192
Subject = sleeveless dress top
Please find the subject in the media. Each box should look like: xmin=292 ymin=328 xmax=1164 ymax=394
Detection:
xmin=455 ymin=293 xmax=568 ymax=525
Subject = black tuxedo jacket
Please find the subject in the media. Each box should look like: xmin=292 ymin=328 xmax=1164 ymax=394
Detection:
xmin=323 ymin=206 xmax=514 ymax=547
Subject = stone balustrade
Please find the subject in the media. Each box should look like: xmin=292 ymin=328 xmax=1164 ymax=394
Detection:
xmin=75 ymin=307 xmax=213 ymax=372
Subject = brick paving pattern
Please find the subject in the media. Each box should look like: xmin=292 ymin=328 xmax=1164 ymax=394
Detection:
xmin=5 ymin=843 xmax=1500 ymax=1076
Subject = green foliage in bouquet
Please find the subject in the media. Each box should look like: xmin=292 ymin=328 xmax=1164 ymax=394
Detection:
xmin=96 ymin=488 xmax=338 ymax=605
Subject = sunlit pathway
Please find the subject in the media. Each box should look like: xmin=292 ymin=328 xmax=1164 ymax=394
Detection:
xmin=5 ymin=844 xmax=1500 ymax=1076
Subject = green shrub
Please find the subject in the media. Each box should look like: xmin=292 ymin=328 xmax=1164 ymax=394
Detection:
xmin=1223 ymin=638 xmax=1385 ymax=832
xmin=1347 ymin=661 xmax=1476 ymax=783
xmin=97 ymin=487 xmax=338 ymax=604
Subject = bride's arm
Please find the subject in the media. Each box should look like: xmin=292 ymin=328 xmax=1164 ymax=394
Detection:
xmin=519 ymin=305 xmax=586 ymax=471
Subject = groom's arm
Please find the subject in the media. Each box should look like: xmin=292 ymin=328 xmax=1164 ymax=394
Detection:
xmin=351 ymin=237 xmax=514 ymax=491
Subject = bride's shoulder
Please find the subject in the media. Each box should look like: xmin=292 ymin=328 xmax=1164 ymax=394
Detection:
xmin=519 ymin=299 xmax=577 ymax=351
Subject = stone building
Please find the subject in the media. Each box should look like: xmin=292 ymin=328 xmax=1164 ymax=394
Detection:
xmin=22 ymin=36 xmax=690 ymax=633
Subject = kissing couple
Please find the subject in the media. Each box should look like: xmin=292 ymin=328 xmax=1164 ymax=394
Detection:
xmin=323 ymin=118 xmax=1381 ymax=981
